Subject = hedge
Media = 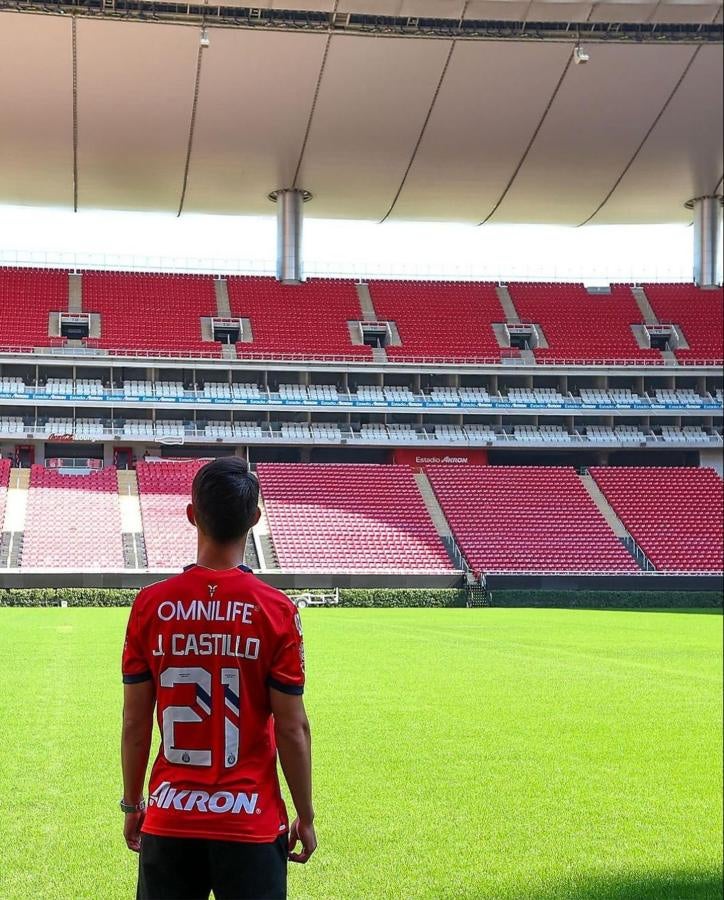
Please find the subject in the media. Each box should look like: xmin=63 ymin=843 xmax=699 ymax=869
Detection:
xmin=319 ymin=589 xmax=465 ymax=608
xmin=489 ymin=589 xmax=723 ymax=609
xmin=0 ymin=587 xmax=720 ymax=609
xmin=0 ymin=588 xmax=137 ymax=607
xmin=0 ymin=587 xmax=466 ymax=608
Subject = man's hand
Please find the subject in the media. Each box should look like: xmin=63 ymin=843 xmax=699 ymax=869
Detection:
xmin=123 ymin=810 xmax=145 ymax=853
xmin=288 ymin=817 xmax=317 ymax=864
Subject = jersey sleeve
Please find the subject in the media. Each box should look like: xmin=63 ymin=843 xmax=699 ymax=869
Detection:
xmin=122 ymin=590 xmax=152 ymax=684
xmin=267 ymin=603 xmax=305 ymax=695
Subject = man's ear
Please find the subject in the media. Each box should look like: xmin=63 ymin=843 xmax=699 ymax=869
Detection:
xmin=253 ymin=506 xmax=262 ymax=528
xmin=186 ymin=503 xmax=196 ymax=527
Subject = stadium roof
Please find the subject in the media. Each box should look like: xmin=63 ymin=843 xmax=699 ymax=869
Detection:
xmin=0 ymin=5 xmax=721 ymax=225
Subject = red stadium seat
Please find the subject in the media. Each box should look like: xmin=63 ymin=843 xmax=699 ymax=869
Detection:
xmin=136 ymin=459 xmax=209 ymax=568
xmin=508 ymin=283 xmax=662 ymax=364
xmin=643 ymin=283 xmax=724 ymax=364
xmin=256 ymin=463 xmax=453 ymax=573
xmin=367 ymin=280 xmax=505 ymax=361
xmin=590 ymin=466 xmax=724 ymax=572
xmin=83 ymin=271 xmax=219 ymax=356
xmin=0 ymin=267 xmax=69 ymax=349
xmin=426 ymin=465 xmax=640 ymax=575
xmin=227 ymin=277 xmax=372 ymax=359
xmin=21 ymin=465 xmax=125 ymax=569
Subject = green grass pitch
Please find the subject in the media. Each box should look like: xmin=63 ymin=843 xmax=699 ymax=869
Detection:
xmin=0 ymin=607 xmax=721 ymax=900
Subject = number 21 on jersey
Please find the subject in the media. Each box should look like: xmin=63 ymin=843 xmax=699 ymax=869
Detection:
xmin=159 ymin=667 xmax=240 ymax=768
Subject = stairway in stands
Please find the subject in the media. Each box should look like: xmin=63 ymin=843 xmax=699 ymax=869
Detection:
xmin=0 ymin=467 xmax=28 ymax=568
xmin=254 ymin=495 xmax=279 ymax=571
xmin=495 ymin=284 xmax=520 ymax=323
xmin=355 ymin=282 xmax=378 ymax=323
xmin=414 ymin=471 xmax=466 ymax=571
xmin=355 ymin=282 xmax=388 ymax=362
xmin=579 ymin=471 xmax=653 ymax=570
xmin=631 ymin=286 xmax=658 ymax=325
xmin=214 ymin=278 xmax=237 ymax=360
xmin=117 ymin=470 xmax=148 ymax=569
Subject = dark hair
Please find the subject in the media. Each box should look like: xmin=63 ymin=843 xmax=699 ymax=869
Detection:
xmin=191 ymin=457 xmax=259 ymax=544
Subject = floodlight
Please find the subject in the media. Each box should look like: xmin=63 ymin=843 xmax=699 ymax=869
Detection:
xmin=573 ymin=44 xmax=590 ymax=64
xmin=200 ymin=27 xmax=210 ymax=48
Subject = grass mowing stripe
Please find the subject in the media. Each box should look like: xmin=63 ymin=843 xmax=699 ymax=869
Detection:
xmin=0 ymin=608 xmax=721 ymax=900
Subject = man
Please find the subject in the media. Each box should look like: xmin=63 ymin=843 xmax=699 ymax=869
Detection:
xmin=121 ymin=457 xmax=316 ymax=900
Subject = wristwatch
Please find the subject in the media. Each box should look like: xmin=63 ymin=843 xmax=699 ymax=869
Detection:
xmin=120 ymin=798 xmax=146 ymax=814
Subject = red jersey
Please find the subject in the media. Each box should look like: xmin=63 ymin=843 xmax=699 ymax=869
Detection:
xmin=122 ymin=564 xmax=305 ymax=843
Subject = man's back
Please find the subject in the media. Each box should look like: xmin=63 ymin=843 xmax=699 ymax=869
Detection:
xmin=122 ymin=563 xmax=306 ymax=844
xmin=121 ymin=457 xmax=315 ymax=900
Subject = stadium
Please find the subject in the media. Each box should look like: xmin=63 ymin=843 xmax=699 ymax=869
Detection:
xmin=0 ymin=3 xmax=722 ymax=899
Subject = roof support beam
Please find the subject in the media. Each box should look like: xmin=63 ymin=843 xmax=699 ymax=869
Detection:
xmin=177 ymin=36 xmax=206 ymax=217
xmin=379 ymin=0 xmax=469 ymax=223
xmin=71 ymin=16 xmax=79 ymax=212
xmin=1 ymin=3 xmax=721 ymax=44
xmin=577 ymin=46 xmax=702 ymax=226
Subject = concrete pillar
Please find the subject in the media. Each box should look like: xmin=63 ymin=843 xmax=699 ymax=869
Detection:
xmin=700 ymin=448 xmax=723 ymax=476
xmin=687 ymin=196 xmax=723 ymax=287
xmin=270 ymin=189 xmax=311 ymax=285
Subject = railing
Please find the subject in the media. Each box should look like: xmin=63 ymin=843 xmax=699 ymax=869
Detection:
xmin=45 ymin=457 xmax=103 ymax=469
xmin=1 ymin=386 xmax=721 ymax=413
xmin=2 ymin=422 xmax=721 ymax=448
xmin=442 ymin=535 xmax=469 ymax=573
xmin=0 ymin=249 xmax=698 ymax=282
xmin=3 ymin=563 xmax=720 ymax=577
xmin=0 ymin=343 xmax=721 ymax=368
xmin=481 ymin=568 xmax=724 ymax=576
xmin=622 ymin=535 xmax=656 ymax=571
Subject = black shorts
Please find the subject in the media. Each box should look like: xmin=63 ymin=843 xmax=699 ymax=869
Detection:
xmin=137 ymin=832 xmax=288 ymax=900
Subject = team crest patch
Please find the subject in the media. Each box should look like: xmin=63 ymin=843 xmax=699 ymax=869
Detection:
xmin=208 ymin=584 xmax=217 ymax=599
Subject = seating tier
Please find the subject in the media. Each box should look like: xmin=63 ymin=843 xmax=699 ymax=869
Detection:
xmin=21 ymin=466 xmax=124 ymax=568
xmin=590 ymin=466 xmax=724 ymax=572
xmin=426 ymin=465 xmax=639 ymax=575
xmin=83 ymin=271 xmax=218 ymax=355
xmin=227 ymin=277 xmax=371 ymax=359
xmin=368 ymin=280 xmax=505 ymax=361
xmin=257 ymin=463 xmax=453 ymax=572
xmin=136 ymin=460 xmax=208 ymax=568
xmin=0 ymin=267 xmax=68 ymax=348
xmin=644 ymin=283 xmax=724 ymax=364
xmin=508 ymin=283 xmax=661 ymax=363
